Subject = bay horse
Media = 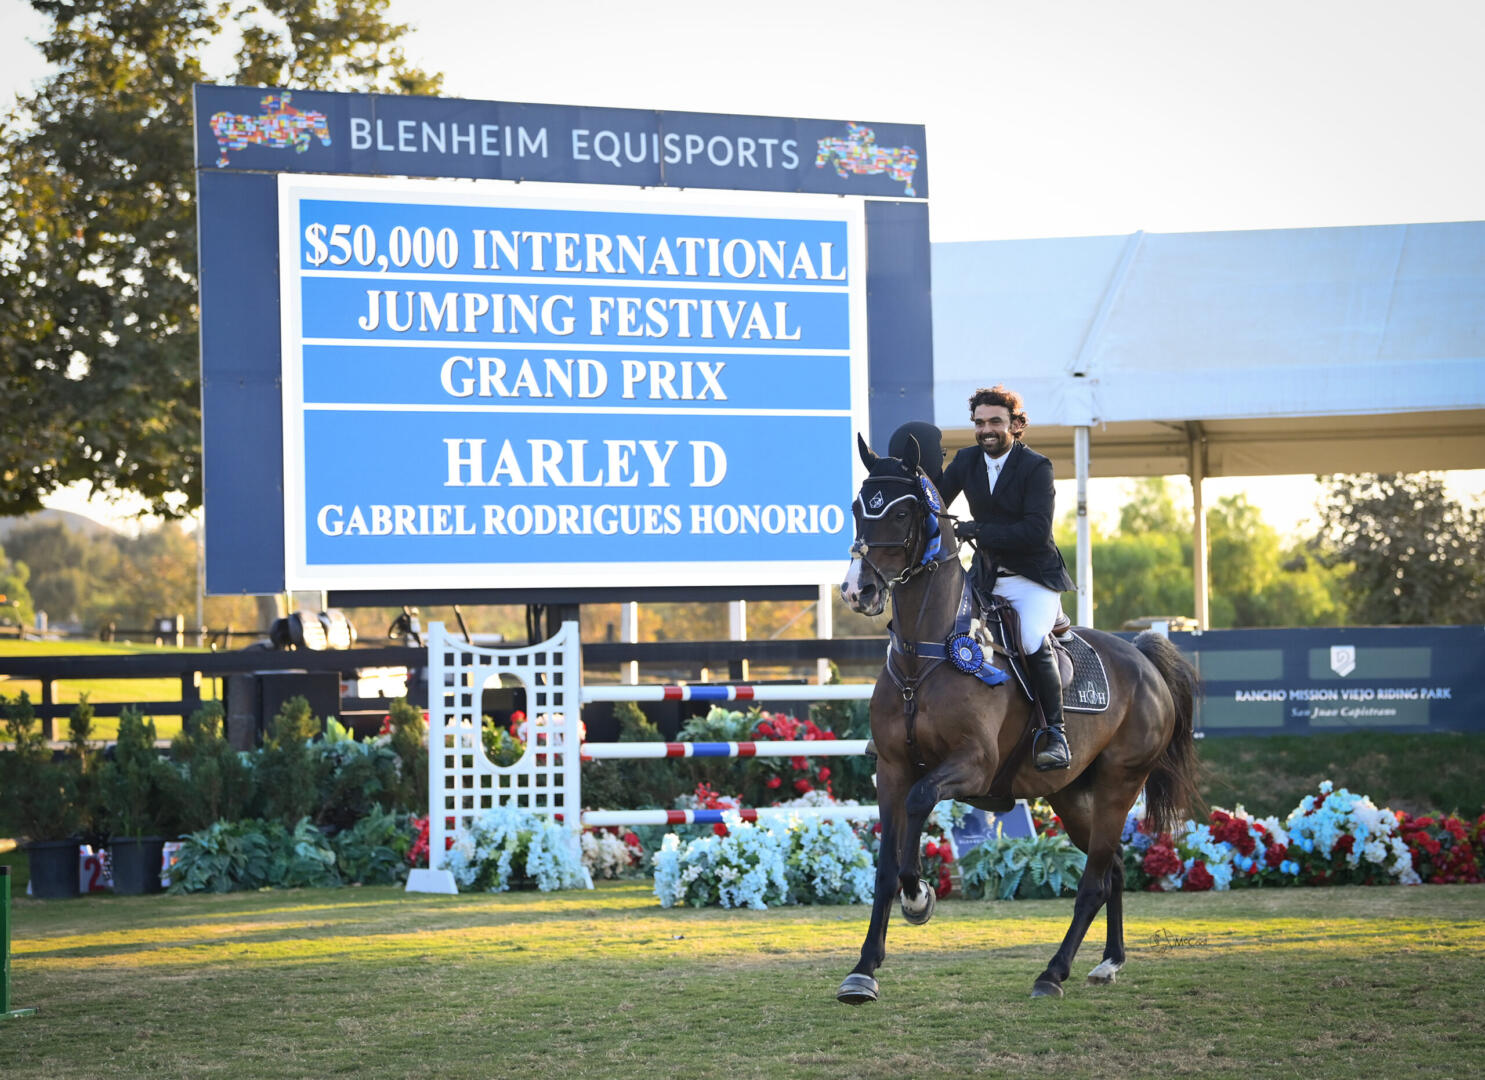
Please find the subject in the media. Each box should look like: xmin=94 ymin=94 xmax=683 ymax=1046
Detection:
xmin=836 ymin=434 xmax=1201 ymax=1002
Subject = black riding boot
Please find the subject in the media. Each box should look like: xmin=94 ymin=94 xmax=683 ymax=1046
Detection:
xmin=1029 ymin=643 xmax=1071 ymax=770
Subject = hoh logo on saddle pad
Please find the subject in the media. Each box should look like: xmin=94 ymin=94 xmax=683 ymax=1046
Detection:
xmin=1330 ymin=645 xmax=1357 ymax=677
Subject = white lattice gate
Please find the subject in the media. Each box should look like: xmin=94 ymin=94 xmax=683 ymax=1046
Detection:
xmin=426 ymin=621 xmax=583 ymax=862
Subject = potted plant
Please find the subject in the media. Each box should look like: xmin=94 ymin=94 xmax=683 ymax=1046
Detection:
xmin=100 ymin=707 xmax=170 ymax=894
xmin=2 ymin=693 xmax=82 ymax=898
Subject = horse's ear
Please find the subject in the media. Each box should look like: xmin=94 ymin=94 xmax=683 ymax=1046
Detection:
xmin=857 ymin=433 xmax=879 ymax=470
xmin=900 ymin=434 xmax=922 ymax=472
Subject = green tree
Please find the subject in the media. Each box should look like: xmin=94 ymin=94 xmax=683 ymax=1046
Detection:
xmin=1 ymin=519 xmax=119 ymax=625
xmin=0 ymin=543 xmax=37 ymax=627
xmin=1207 ymin=494 xmax=1346 ymax=628
xmin=1 ymin=0 xmax=440 ymax=518
xmin=1311 ymin=473 xmax=1485 ymax=625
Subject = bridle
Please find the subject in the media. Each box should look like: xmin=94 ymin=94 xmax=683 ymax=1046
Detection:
xmin=849 ymin=472 xmax=948 ymax=589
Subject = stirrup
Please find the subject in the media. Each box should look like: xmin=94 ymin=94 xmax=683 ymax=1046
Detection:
xmin=1033 ymin=725 xmax=1071 ymax=771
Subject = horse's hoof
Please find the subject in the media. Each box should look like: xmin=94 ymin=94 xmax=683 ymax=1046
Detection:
xmin=899 ymin=882 xmax=935 ymax=926
xmin=1030 ymin=979 xmax=1064 ymax=998
xmin=837 ymin=974 xmax=879 ymax=1005
xmin=1086 ymin=959 xmax=1123 ymax=985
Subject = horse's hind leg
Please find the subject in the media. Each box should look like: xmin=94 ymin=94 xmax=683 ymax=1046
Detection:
xmin=1087 ymin=858 xmax=1126 ymax=985
xmin=1033 ymin=778 xmax=1141 ymax=998
xmin=838 ymin=766 xmax=907 ymax=1005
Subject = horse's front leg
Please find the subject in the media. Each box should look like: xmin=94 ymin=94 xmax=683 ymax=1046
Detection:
xmin=838 ymin=766 xmax=906 ymax=1005
xmin=896 ymin=756 xmax=985 ymax=927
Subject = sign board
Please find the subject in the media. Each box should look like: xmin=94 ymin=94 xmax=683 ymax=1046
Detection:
xmin=1169 ymin=626 xmax=1485 ymax=735
xmin=277 ymin=176 xmax=865 ymax=589
xmin=195 ymin=86 xmax=932 ymax=598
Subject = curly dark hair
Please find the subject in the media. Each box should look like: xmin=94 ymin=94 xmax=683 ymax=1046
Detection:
xmin=968 ymin=384 xmax=1027 ymax=427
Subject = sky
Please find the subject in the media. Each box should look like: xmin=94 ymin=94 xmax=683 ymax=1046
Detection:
xmin=3 ymin=0 xmax=1482 ymax=537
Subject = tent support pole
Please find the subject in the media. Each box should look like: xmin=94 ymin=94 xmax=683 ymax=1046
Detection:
xmin=1188 ymin=423 xmax=1210 ymax=629
xmin=1075 ymin=426 xmax=1093 ymax=627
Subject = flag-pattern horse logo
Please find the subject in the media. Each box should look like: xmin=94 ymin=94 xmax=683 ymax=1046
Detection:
xmin=815 ymin=123 xmax=920 ymax=196
xmin=210 ymin=92 xmax=331 ymax=168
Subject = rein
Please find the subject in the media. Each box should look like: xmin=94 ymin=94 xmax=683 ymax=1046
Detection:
xmin=851 ymin=471 xmax=1014 ymax=772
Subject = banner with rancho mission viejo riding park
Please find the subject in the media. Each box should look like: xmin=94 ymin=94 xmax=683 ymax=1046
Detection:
xmin=277 ymin=176 xmax=868 ymax=590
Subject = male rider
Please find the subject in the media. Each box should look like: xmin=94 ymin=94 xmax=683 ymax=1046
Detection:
xmin=937 ymin=385 xmax=1076 ymax=771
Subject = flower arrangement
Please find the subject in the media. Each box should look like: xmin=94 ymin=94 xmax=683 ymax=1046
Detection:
xmin=1395 ymin=812 xmax=1482 ymax=884
xmin=782 ymin=815 xmax=876 ymax=904
xmin=441 ymin=806 xmax=588 ymax=892
xmin=653 ymin=812 xmax=791 ymax=909
xmin=581 ymin=827 xmax=645 ymax=880
xmin=1122 ymin=781 xmax=1419 ymax=892
xmin=1282 ymin=781 xmax=1417 ymax=886
xmin=653 ymin=810 xmax=875 ymax=909
xmin=408 ymin=815 xmax=430 ymax=868
xmin=749 ymin=711 xmax=838 ymax=800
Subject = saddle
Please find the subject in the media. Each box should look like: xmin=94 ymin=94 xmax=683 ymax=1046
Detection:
xmin=977 ymin=597 xmax=1074 ymax=694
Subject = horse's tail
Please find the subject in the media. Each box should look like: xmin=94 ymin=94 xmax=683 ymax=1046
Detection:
xmin=1133 ymin=630 xmax=1205 ymax=836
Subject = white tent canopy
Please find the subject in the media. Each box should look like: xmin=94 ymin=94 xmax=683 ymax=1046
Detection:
xmin=929 ymin=221 xmax=1485 ymax=625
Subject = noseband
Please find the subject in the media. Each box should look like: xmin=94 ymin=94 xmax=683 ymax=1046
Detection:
xmin=850 ymin=473 xmax=945 ymax=589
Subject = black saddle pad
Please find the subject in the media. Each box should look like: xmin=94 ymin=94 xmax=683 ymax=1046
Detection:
xmin=978 ymin=622 xmax=1111 ymax=715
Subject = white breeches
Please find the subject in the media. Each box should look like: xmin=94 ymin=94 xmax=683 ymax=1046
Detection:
xmin=991 ymin=574 xmax=1063 ymax=655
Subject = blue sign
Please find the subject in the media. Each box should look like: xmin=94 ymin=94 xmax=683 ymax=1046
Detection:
xmin=277 ymin=177 xmax=866 ymax=590
xmin=195 ymin=85 xmax=928 ymax=199
xmin=195 ymin=87 xmax=935 ymax=598
xmin=1166 ymin=626 xmax=1485 ymax=735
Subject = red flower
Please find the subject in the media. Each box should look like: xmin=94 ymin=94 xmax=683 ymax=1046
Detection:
xmin=713 ymin=823 xmax=728 ymax=837
xmin=818 ymin=767 xmax=831 ymax=783
xmin=794 ymin=779 xmax=814 ymax=794
xmin=1143 ymin=843 xmax=1182 ymax=878
xmin=789 ymin=756 xmax=809 ymax=771
xmin=766 ymin=776 xmax=782 ymax=790
xmin=1266 ymin=843 xmax=1288 ymax=869
xmin=938 ymin=846 xmax=954 ymax=865
xmin=1183 ymin=860 xmax=1215 ymax=891
xmin=1334 ymin=834 xmax=1355 ymax=855
xmin=923 ymin=841 xmax=939 ymax=859
xmin=621 ymin=832 xmax=640 ymax=847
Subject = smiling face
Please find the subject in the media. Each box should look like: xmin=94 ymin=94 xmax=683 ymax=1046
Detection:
xmin=973 ymin=404 xmax=1023 ymax=457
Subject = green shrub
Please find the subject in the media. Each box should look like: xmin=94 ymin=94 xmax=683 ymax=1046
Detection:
xmin=98 ymin=707 xmax=171 ymax=838
xmin=2 ymin=692 xmax=79 ymax=841
xmin=65 ymin=696 xmax=104 ymax=843
xmin=255 ymin=696 xmax=322 ymax=825
xmin=166 ymin=702 xmax=256 ymax=833
xmin=316 ymin=718 xmax=402 ymax=831
xmin=386 ymin=698 xmax=427 ymax=811
xmin=958 ymin=830 xmax=1087 ymax=900
xmin=168 ymin=817 xmax=341 ymax=893
xmin=580 ymin=701 xmax=678 ymax=813
xmin=331 ymin=806 xmax=414 ymax=885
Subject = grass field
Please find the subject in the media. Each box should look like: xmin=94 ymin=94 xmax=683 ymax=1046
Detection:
xmin=5 ymin=881 xmax=1483 ymax=1078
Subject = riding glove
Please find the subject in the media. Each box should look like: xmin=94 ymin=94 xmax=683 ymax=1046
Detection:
xmin=952 ymin=520 xmax=984 ymax=541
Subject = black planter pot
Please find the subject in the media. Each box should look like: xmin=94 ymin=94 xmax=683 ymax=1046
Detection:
xmin=26 ymin=840 xmax=81 ymax=899
xmin=109 ymin=836 xmax=167 ymax=895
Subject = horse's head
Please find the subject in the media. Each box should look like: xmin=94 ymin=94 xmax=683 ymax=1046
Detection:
xmin=841 ymin=433 xmax=949 ymax=616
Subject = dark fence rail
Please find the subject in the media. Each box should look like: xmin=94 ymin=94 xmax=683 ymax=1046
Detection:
xmin=5 ymin=627 xmax=1479 ymax=740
